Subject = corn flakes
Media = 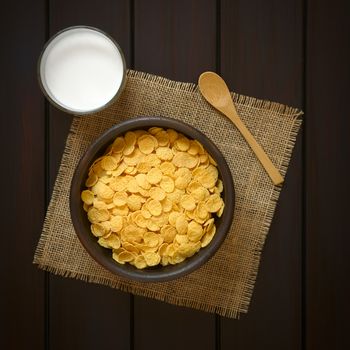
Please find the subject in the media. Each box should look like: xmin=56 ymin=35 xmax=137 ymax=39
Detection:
xmin=81 ymin=127 xmax=225 ymax=269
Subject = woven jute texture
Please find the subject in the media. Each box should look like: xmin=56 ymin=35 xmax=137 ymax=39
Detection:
xmin=34 ymin=70 xmax=302 ymax=318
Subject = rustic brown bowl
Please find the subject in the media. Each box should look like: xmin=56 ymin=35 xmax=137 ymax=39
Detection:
xmin=70 ymin=116 xmax=235 ymax=282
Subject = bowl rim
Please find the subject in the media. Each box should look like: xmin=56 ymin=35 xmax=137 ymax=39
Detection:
xmin=37 ymin=25 xmax=127 ymax=116
xmin=70 ymin=116 xmax=235 ymax=282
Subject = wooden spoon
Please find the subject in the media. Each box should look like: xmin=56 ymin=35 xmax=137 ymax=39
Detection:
xmin=198 ymin=71 xmax=284 ymax=186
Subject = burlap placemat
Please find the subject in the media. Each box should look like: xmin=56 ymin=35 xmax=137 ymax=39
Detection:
xmin=34 ymin=70 xmax=302 ymax=318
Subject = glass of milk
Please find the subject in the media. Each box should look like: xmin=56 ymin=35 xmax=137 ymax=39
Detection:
xmin=38 ymin=26 xmax=126 ymax=115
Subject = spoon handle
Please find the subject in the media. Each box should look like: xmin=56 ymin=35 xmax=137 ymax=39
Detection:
xmin=225 ymin=108 xmax=284 ymax=185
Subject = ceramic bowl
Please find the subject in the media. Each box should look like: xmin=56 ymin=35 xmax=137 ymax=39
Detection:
xmin=70 ymin=116 xmax=235 ymax=282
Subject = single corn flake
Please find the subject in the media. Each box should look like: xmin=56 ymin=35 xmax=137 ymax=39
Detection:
xmin=201 ymin=224 xmax=216 ymax=248
xmin=134 ymin=255 xmax=147 ymax=269
xmin=159 ymin=176 xmax=175 ymax=193
xmin=113 ymin=191 xmax=128 ymax=206
xmin=147 ymin=199 xmax=162 ymax=216
xmin=85 ymin=173 xmax=98 ymax=187
xmin=88 ymin=208 xmax=110 ymax=223
xmin=156 ymin=146 xmax=173 ymax=161
xmin=98 ymin=234 xmax=121 ymax=249
xmin=174 ymin=136 xmax=190 ymax=151
xmin=91 ymin=223 xmax=107 ymax=237
xmin=124 ymin=131 xmax=137 ymax=147
xmin=160 ymin=161 xmax=176 ymax=176
xmin=149 ymin=187 xmax=166 ymax=201
xmin=187 ymin=221 xmax=204 ymax=242
xmin=112 ymin=137 xmax=125 ymax=153
xmin=101 ymin=156 xmax=119 ymax=171
xmin=110 ymin=216 xmax=124 ymax=232
xmin=167 ymin=129 xmax=178 ymax=144
xmin=205 ymin=194 xmax=223 ymax=213
xmin=81 ymin=190 xmax=94 ymax=205
xmin=138 ymin=134 xmax=156 ymax=154
xmin=92 ymin=181 xmax=114 ymax=200
xmin=175 ymin=214 xmax=188 ymax=235
xmin=146 ymin=168 xmax=162 ymax=184
xmin=143 ymin=252 xmax=161 ymax=266
xmin=135 ymin=173 xmax=151 ymax=190
xmin=180 ymin=194 xmax=196 ymax=211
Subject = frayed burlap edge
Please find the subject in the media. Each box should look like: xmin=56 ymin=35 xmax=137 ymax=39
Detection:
xmin=34 ymin=69 xmax=303 ymax=318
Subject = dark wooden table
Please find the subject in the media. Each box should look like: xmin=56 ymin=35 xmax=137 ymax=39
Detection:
xmin=1 ymin=0 xmax=349 ymax=349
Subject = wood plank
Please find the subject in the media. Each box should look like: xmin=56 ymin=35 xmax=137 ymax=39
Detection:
xmin=49 ymin=278 xmax=131 ymax=349
xmin=47 ymin=1 xmax=131 ymax=349
xmin=133 ymin=1 xmax=217 ymax=349
xmin=134 ymin=0 xmax=217 ymax=82
xmin=220 ymin=0 xmax=303 ymax=349
xmin=306 ymin=1 xmax=350 ymax=349
xmin=0 ymin=1 xmax=46 ymax=349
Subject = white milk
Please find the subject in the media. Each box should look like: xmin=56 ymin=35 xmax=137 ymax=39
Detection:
xmin=40 ymin=27 xmax=124 ymax=113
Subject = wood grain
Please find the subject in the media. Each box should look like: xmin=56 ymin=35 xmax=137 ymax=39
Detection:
xmin=2 ymin=0 xmax=349 ymax=348
xmin=0 ymin=1 xmax=46 ymax=349
xmin=306 ymin=1 xmax=350 ymax=348
xmin=47 ymin=1 xmax=131 ymax=349
xmin=133 ymin=1 xmax=217 ymax=349
xmin=134 ymin=0 xmax=217 ymax=82
xmin=220 ymin=0 xmax=303 ymax=349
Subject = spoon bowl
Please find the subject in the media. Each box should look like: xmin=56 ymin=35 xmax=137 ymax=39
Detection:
xmin=198 ymin=72 xmax=233 ymax=110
